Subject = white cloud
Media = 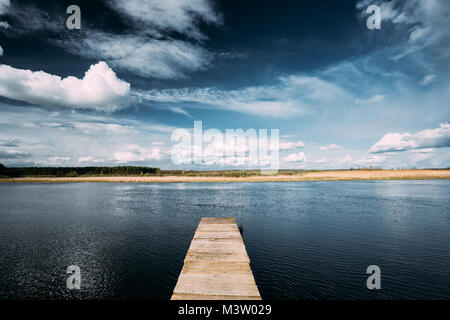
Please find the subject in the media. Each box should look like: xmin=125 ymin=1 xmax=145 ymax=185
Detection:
xmin=113 ymin=145 xmax=162 ymax=163
xmin=0 ymin=61 xmax=130 ymax=111
xmin=65 ymin=34 xmax=211 ymax=79
xmin=1 ymin=103 xmax=447 ymax=169
xmin=108 ymin=0 xmax=221 ymax=40
xmin=39 ymin=122 xmax=63 ymax=128
xmin=369 ymin=123 xmax=450 ymax=153
xmin=422 ymin=74 xmax=436 ymax=85
xmin=357 ymin=0 xmax=450 ymax=55
xmin=367 ymin=95 xmax=385 ymax=103
xmin=135 ymin=75 xmax=351 ymax=118
xmin=169 ymin=106 xmax=193 ymax=118
xmin=409 ymin=26 xmax=431 ymax=42
xmin=0 ymin=0 xmax=7 ymax=57
xmin=145 ymin=124 xmax=179 ymax=133
xmin=356 ymin=95 xmax=385 ymax=104
xmin=412 ymin=148 xmax=435 ymax=153
xmin=78 ymin=157 xmax=93 ymax=163
xmin=0 ymin=0 xmax=9 ymax=14
xmin=73 ymin=122 xmax=136 ymax=135
xmin=49 ymin=0 xmax=220 ymax=79
xmin=279 ymin=140 xmax=305 ymax=151
xmin=3 ymin=3 xmax=65 ymax=34
xmin=48 ymin=156 xmax=70 ymax=162
xmin=0 ymin=0 xmax=220 ymax=79
xmin=0 ymin=106 xmax=178 ymax=166
xmin=78 ymin=156 xmax=104 ymax=163
xmin=283 ymin=152 xmax=307 ymax=163
xmin=318 ymin=144 xmax=342 ymax=151
xmin=339 ymin=154 xmax=386 ymax=166
xmin=229 ymin=101 xmax=301 ymax=118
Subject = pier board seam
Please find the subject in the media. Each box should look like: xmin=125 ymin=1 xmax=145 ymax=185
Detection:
xmin=171 ymin=217 xmax=261 ymax=300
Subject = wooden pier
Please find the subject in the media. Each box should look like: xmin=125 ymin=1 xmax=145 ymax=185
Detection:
xmin=171 ymin=217 xmax=261 ymax=300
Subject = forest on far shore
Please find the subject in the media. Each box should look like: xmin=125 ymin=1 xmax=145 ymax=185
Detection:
xmin=0 ymin=164 xmax=161 ymax=177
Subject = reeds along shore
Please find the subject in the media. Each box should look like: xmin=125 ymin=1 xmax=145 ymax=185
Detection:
xmin=1 ymin=169 xmax=449 ymax=183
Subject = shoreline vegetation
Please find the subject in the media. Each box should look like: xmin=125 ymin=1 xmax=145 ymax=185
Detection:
xmin=0 ymin=164 xmax=449 ymax=183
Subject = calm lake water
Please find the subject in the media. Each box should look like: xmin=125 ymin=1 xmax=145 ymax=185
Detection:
xmin=0 ymin=180 xmax=449 ymax=300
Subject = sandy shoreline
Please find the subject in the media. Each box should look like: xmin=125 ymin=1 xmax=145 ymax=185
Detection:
xmin=1 ymin=169 xmax=449 ymax=183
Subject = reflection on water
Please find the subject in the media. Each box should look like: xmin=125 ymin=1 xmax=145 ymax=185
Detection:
xmin=0 ymin=180 xmax=449 ymax=300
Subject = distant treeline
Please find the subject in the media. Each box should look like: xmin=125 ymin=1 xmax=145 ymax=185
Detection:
xmin=0 ymin=164 xmax=160 ymax=177
xmin=0 ymin=164 xmax=306 ymax=178
xmin=0 ymin=165 xmax=297 ymax=178
xmin=2 ymin=164 xmax=445 ymax=178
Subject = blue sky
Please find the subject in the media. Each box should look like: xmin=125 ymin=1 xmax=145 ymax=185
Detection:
xmin=0 ymin=0 xmax=449 ymax=169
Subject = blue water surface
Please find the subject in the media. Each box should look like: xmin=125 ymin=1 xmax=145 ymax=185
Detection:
xmin=0 ymin=180 xmax=449 ymax=299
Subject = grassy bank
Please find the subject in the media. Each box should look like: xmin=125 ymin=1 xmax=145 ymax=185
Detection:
xmin=0 ymin=169 xmax=449 ymax=183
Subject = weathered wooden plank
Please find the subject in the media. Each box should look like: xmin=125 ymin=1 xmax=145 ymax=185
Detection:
xmin=173 ymin=273 xmax=260 ymax=297
xmin=196 ymin=223 xmax=239 ymax=230
xmin=181 ymin=261 xmax=252 ymax=273
xmin=171 ymin=217 xmax=261 ymax=300
xmin=193 ymin=232 xmax=243 ymax=240
xmin=200 ymin=217 xmax=237 ymax=224
xmin=185 ymin=252 xmax=249 ymax=263
xmin=171 ymin=293 xmax=260 ymax=300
